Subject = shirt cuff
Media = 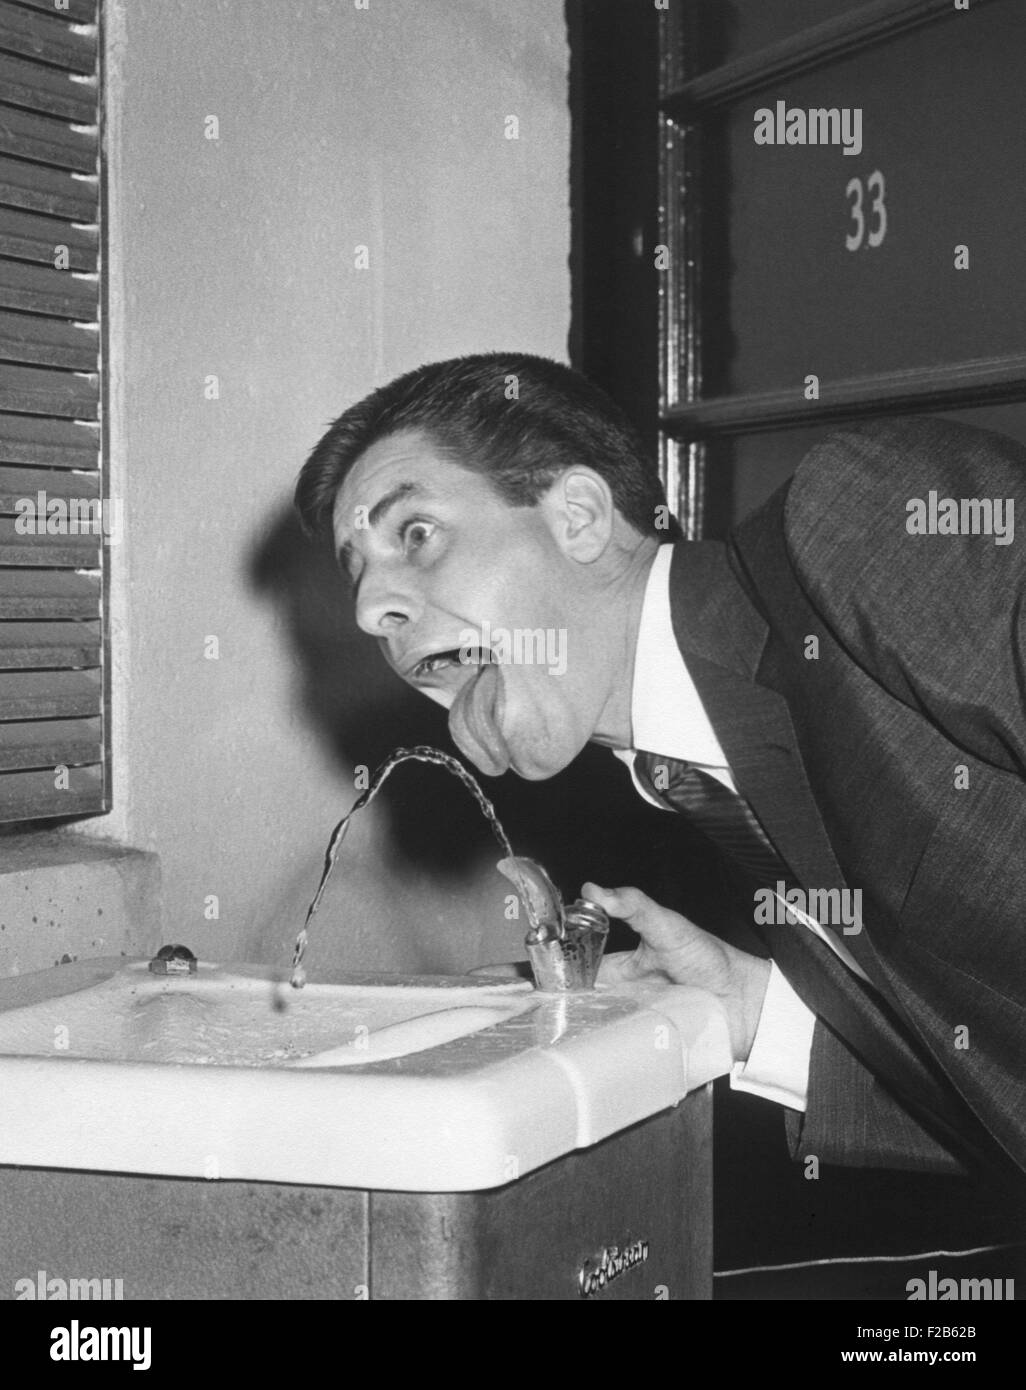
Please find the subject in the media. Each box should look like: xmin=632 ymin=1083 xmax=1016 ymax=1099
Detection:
xmin=729 ymin=962 xmax=814 ymax=1112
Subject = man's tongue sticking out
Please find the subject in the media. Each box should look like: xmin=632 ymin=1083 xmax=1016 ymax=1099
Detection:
xmin=448 ymin=661 xmax=511 ymax=776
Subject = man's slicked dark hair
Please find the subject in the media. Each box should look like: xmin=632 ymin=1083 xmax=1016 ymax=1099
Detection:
xmin=294 ymin=352 xmax=681 ymax=540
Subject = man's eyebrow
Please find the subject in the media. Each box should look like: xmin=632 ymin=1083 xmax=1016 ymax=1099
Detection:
xmin=336 ymin=481 xmax=423 ymax=571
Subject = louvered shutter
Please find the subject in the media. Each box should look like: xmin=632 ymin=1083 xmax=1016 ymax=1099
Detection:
xmin=0 ymin=0 xmax=105 ymax=822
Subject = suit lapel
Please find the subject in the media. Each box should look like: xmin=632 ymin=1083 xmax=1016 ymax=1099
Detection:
xmin=666 ymin=540 xmax=848 ymax=899
xmin=661 ymin=545 xmax=978 ymax=1083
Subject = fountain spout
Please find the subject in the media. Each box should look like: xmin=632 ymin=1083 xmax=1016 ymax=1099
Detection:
xmin=497 ymin=858 xmax=609 ymax=992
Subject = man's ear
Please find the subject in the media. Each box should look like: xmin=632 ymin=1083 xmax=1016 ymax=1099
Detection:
xmin=540 ymin=469 xmax=615 ymax=562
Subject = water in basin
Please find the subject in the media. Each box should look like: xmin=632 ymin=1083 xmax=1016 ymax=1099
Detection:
xmin=0 ymin=957 xmax=733 ymax=1189
xmin=0 ymin=963 xmax=536 ymax=1069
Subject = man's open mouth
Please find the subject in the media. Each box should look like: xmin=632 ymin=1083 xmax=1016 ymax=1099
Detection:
xmin=400 ymin=645 xmax=510 ymax=775
xmin=412 ymin=646 xmax=496 ymax=680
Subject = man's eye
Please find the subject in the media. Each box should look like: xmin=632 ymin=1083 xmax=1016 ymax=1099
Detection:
xmin=400 ymin=519 xmax=434 ymax=552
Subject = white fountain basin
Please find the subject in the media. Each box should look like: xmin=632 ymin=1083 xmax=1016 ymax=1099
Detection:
xmin=0 ymin=957 xmax=733 ymax=1191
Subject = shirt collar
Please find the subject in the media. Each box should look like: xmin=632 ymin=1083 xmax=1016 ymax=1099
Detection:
xmin=614 ymin=543 xmax=730 ymax=768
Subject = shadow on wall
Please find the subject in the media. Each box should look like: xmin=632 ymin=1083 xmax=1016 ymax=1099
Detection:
xmin=247 ymin=502 xmax=737 ymax=958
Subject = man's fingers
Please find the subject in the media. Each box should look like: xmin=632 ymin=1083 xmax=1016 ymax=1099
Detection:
xmin=582 ymin=882 xmax=648 ymax=922
xmin=583 ymin=881 xmax=694 ymax=954
xmin=585 ymin=882 xmax=736 ymax=1000
xmin=596 ymin=950 xmax=642 ymax=984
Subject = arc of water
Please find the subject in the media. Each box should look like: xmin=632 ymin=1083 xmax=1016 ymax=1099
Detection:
xmin=290 ymin=746 xmax=538 ymax=988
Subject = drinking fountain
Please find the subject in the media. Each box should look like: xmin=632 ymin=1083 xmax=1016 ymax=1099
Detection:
xmin=0 ymin=751 xmax=729 ymax=1300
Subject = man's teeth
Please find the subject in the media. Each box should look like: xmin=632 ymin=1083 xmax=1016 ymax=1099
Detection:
xmin=417 ymin=652 xmax=456 ymax=675
xmin=416 ymin=647 xmax=494 ymax=677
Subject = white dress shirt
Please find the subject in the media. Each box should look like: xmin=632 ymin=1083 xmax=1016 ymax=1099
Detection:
xmin=613 ymin=544 xmax=825 ymax=1111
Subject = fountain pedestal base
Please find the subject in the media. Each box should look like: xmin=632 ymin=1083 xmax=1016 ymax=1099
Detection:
xmin=0 ymin=1089 xmax=712 ymax=1301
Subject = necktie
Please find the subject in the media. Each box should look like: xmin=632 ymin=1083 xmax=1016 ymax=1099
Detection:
xmin=633 ymin=748 xmax=997 ymax=1173
xmin=634 ymin=751 xmax=790 ymax=884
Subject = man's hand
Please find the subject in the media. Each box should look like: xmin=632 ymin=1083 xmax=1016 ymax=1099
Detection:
xmin=584 ymin=882 xmax=771 ymax=1064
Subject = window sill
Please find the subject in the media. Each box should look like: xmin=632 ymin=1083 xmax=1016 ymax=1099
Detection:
xmin=0 ymin=833 xmax=160 ymax=979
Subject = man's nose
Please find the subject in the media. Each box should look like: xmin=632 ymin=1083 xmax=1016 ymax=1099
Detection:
xmin=354 ymin=562 xmax=420 ymax=637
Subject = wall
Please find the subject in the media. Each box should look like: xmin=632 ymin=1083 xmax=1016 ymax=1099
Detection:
xmin=88 ymin=0 xmax=570 ymax=975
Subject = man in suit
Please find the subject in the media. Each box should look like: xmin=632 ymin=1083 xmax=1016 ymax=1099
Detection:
xmin=295 ymin=352 xmax=1025 ymax=1180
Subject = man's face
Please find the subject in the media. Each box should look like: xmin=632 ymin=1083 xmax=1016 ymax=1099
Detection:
xmin=332 ymin=429 xmax=618 ymax=779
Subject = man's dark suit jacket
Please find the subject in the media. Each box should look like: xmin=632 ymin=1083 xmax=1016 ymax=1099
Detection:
xmin=666 ymin=416 xmax=1025 ymax=1177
